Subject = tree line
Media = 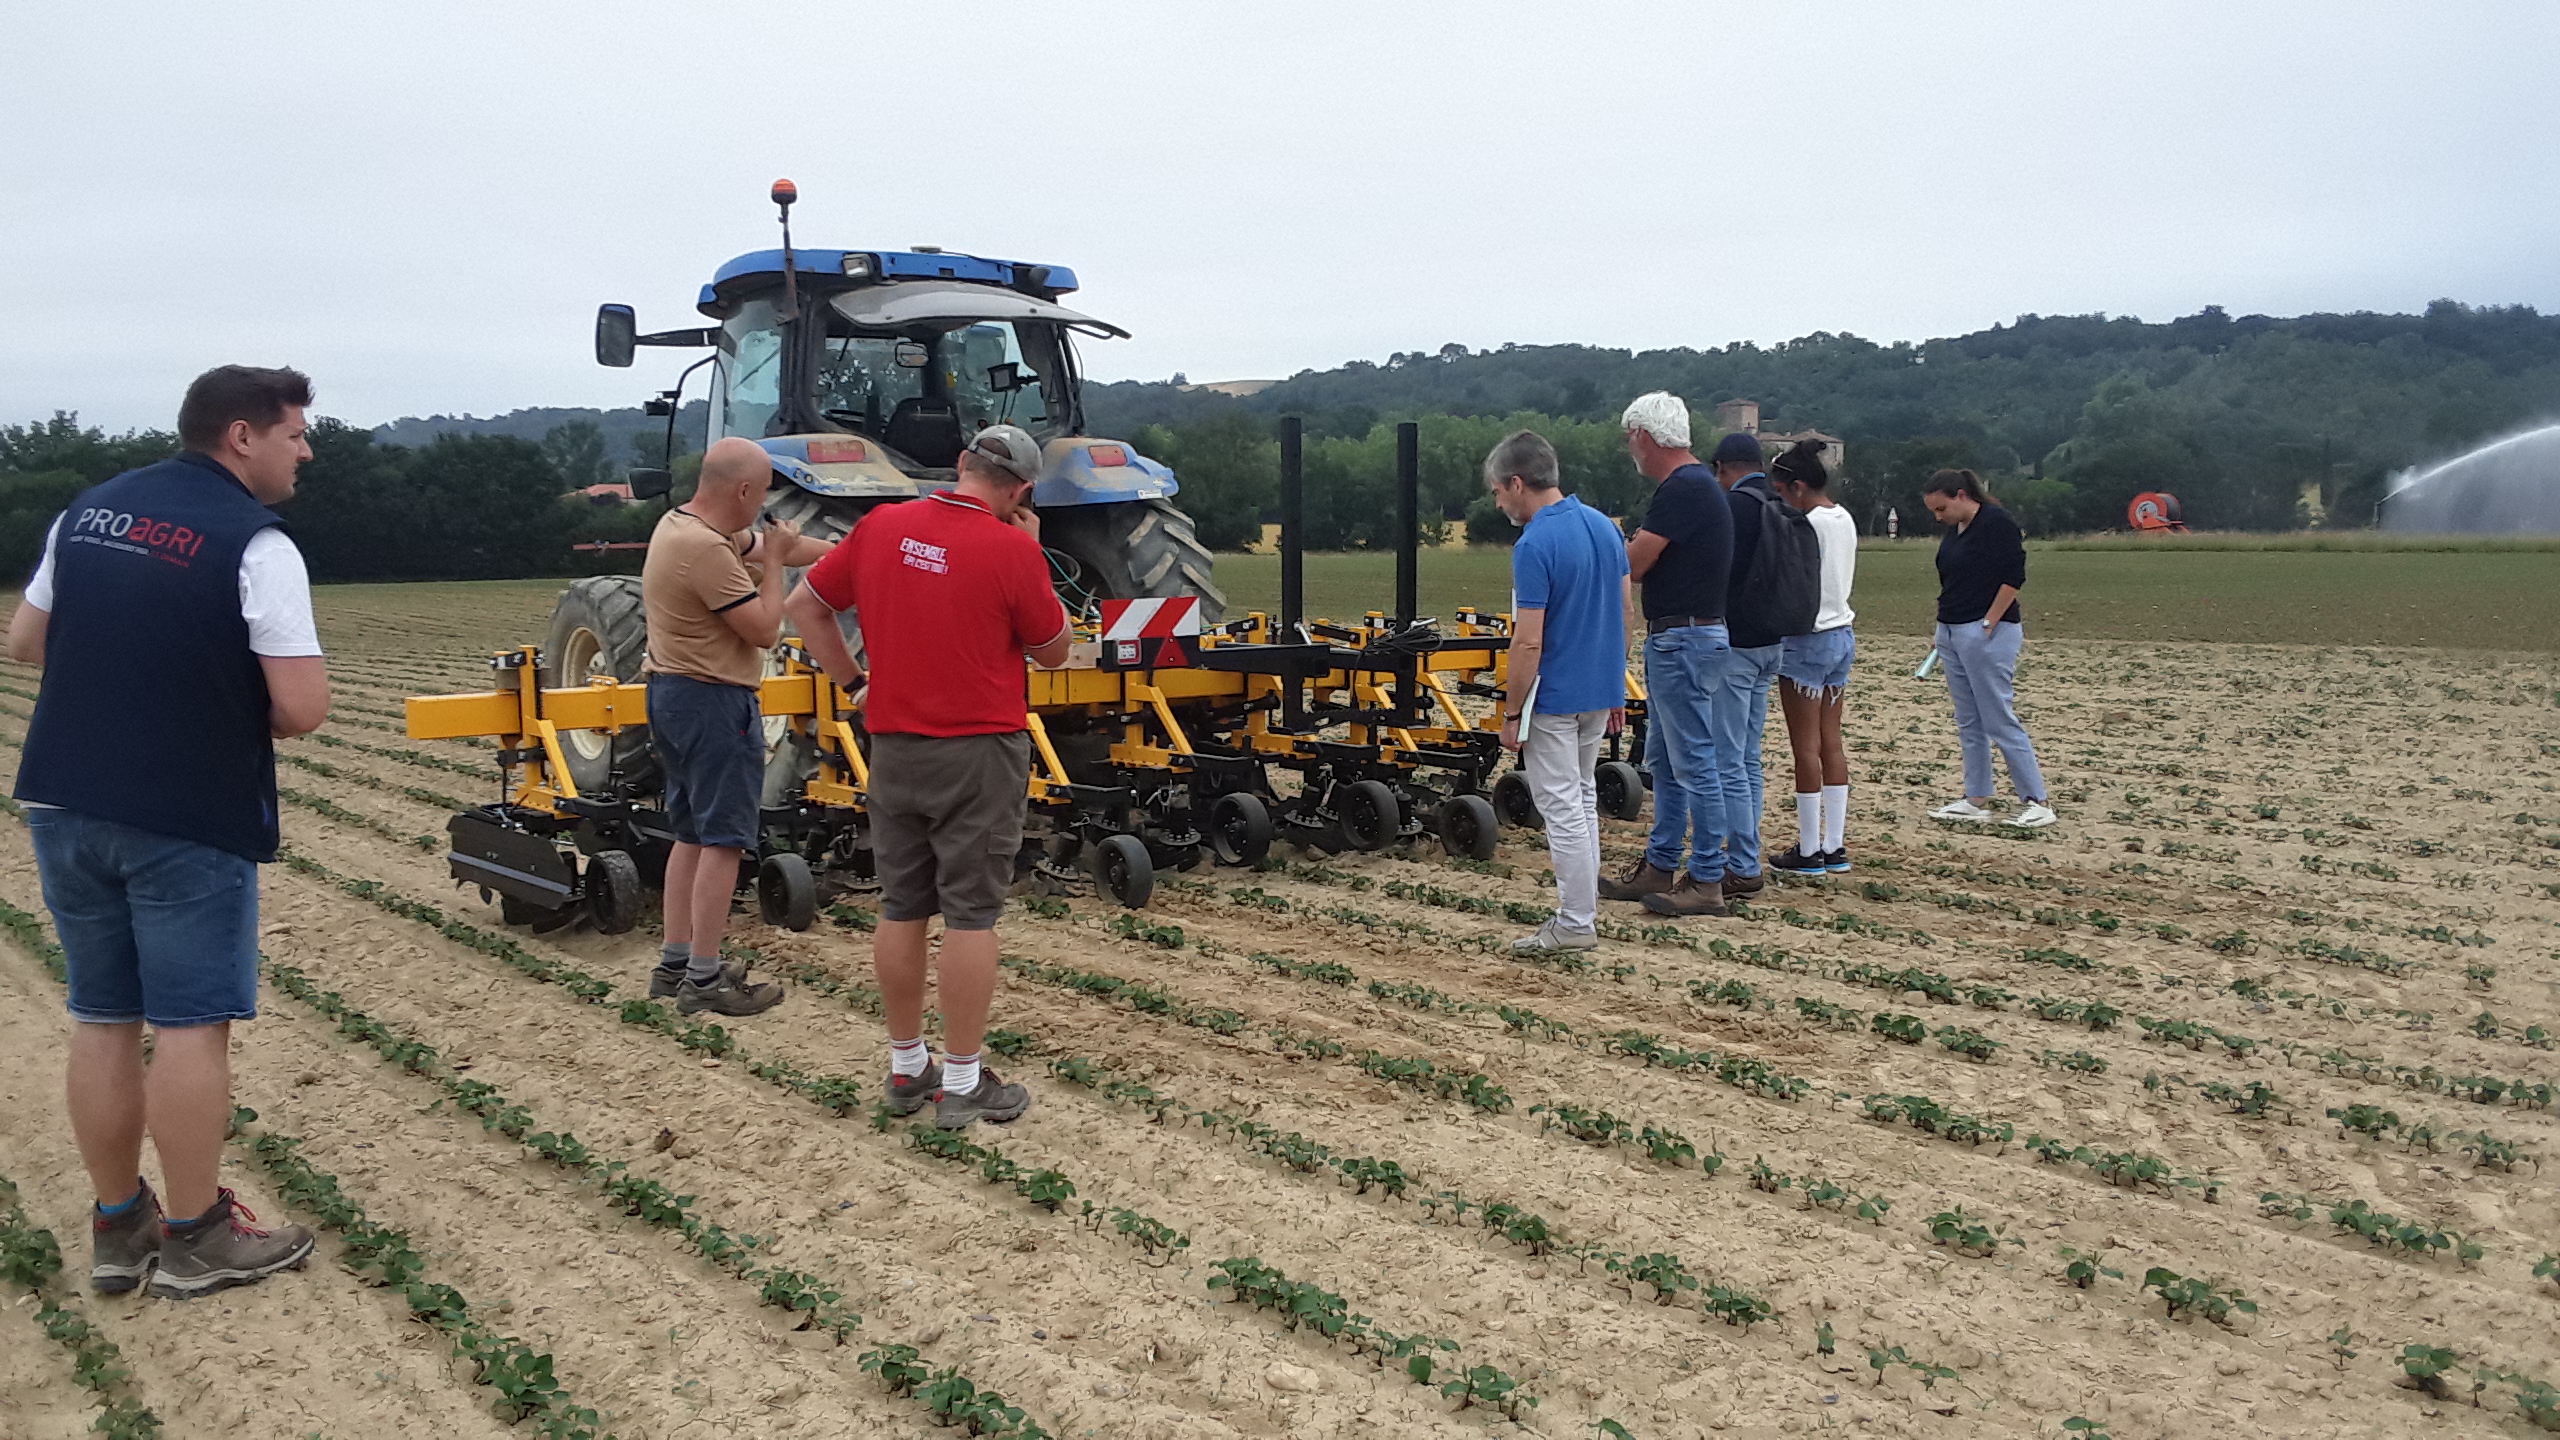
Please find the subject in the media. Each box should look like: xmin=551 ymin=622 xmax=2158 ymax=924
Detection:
xmin=1093 ymin=299 xmax=2560 ymax=539
xmin=0 ymin=414 xmax=688 ymax=583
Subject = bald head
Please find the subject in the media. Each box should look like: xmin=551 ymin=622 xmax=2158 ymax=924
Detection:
xmin=692 ymin=437 xmax=773 ymax=531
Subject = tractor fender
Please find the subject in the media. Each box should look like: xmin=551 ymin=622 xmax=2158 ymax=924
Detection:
xmin=1030 ymin=437 xmax=1179 ymax=510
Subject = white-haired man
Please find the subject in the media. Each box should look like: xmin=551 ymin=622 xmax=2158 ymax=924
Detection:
xmin=1598 ymin=392 xmax=1735 ymax=917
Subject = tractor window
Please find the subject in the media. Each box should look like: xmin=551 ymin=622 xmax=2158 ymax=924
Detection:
xmin=812 ymin=336 xmax=927 ymax=435
xmin=944 ymin=323 xmax=1052 ymax=436
xmin=719 ymin=297 xmax=787 ymax=439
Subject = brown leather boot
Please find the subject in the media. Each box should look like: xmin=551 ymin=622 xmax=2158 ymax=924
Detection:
xmin=1721 ymin=869 xmax=1766 ymax=901
xmin=1642 ymin=873 xmax=1729 ymax=917
xmin=1596 ymin=858 xmax=1678 ymax=902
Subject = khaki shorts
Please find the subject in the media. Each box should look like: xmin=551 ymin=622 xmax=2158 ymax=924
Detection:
xmin=870 ymin=731 xmax=1030 ymax=931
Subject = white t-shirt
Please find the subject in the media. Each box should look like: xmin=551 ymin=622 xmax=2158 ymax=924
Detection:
xmin=1807 ymin=503 xmax=1858 ymax=632
xmin=25 ymin=521 xmax=323 ymax=658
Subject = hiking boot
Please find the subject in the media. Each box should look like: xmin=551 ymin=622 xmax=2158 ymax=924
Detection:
xmin=1770 ymin=848 xmax=1829 ymax=876
xmin=935 ymin=1069 xmax=1033 ymax=1129
xmin=1720 ymin=869 xmax=1765 ymax=901
xmin=657 ymin=957 xmax=742 ymax=1000
xmin=90 ymin=1179 xmax=161 ymax=1294
xmin=2007 ymin=801 xmax=2058 ymax=830
xmin=1596 ymin=859 xmax=1678 ymax=902
xmin=885 ymin=1061 xmax=945 ymax=1118
xmin=1823 ymin=848 xmax=1852 ymax=875
xmin=1929 ymin=798 xmax=1996 ymax=823
xmin=1510 ymin=918 xmax=1599 ymax=955
xmin=1641 ymin=873 xmax=1728 ymax=918
xmin=676 ymin=966 xmax=785 ymax=1017
xmin=148 ymin=1189 xmax=312 ymax=1300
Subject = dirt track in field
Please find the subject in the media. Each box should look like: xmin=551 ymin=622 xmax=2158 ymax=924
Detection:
xmin=2 ymin=581 xmax=2558 ymax=1438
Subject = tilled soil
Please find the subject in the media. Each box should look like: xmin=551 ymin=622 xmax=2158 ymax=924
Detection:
xmin=1 ymin=583 xmax=2556 ymax=1439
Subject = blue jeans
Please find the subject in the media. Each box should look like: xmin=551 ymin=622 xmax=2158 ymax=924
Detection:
xmin=1707 ymin=642 xmax=1784 ymax=878
xmin=28 ymin=808 xmax=260 ymax=1027
xmin=1641 ymin=623 xmax=1728 ymax=881
xmin=1937 ymin=622 xmax=2047 ymax=802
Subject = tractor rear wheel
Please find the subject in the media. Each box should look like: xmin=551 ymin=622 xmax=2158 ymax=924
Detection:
xmin=1039 ymin=498 xmax=1226 ymax=623
xmin=546 ymin=576 xmax=656 ymax=795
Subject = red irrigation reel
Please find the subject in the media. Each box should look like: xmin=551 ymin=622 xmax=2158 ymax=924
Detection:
xmin=2127 ymin=492 xmax=2187 ymax=532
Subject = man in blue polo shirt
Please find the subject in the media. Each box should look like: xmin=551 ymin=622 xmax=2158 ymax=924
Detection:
xmin=1486 ymin=430 xmax=1629 ymax=954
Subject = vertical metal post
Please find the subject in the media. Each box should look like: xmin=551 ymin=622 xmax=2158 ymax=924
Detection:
xmin=1394 ymin=421 xmax=1419 ymax=625
xmin=1279 ymin=416 xmax=1304 ymax=636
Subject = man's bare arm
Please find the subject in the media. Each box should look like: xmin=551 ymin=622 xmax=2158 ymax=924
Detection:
xmin=1627 ymin=529 xmax=1667 ymax=580
xmin=6 ymin=600 xmax=47 ymax=666
xmin=262 ymin=655 xmax=330 ymax=737
xmin=785 ymin=579 xmax=863 ymax=686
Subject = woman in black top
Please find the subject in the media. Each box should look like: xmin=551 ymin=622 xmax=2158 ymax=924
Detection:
xmin=1922 ymin=470 xmax=2053 ymax=828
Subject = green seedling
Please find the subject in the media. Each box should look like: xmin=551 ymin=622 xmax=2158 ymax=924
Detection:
xmin=2327 ymin=1326 xmax=2357 ymax=1371
xmin=1871 ymin=1012 xmax=1925 ymax=1044
xmin=1924 ymin=1206 xmax=2014 ymax=1257
xmin=2059 ymin=1246 xmax=2122 ymax=1289
xmin=2400 ymin=1344 xmax=2458 ymax=1400
xmin=2140 ymin=1267 xmax=2256 ymax=1327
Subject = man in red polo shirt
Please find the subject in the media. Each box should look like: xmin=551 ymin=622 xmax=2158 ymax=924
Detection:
xmin=785 ymin=425 xmax=1070 ymax=1128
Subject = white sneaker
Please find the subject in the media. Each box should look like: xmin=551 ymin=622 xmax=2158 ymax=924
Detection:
xmin=1511 ymin=918 xmax=1600 ymax=955
xmin=1929 ymin=798 xmax=1997 ymax=823
xmin=2008 ymin=802 xmax=2058 ymax=829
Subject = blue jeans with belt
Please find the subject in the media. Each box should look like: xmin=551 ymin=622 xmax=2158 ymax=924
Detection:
xmin=1641 ymin=623 xmax=1729 ymax=882
xmin=1707 ymin=642 xmax=1784 ymax=878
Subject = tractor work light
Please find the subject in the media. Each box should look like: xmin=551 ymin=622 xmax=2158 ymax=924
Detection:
xmin=840 ymin=252 xmax=875 ymax=278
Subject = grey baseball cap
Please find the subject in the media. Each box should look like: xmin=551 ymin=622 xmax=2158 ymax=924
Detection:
xmin=966 ymin=424 xmax=1043 ymax=483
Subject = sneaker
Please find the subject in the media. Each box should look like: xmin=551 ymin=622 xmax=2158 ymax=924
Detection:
xmin=935 ymin=1069 xmax=1033 ymax=1130
xmin=1720 ymin=869 xmax=1765 ymax=901
xmin=1511 ymin=919 xmax=1599 ymax=955
xmin=2007 ymin=801 xmax=2058 ymax=829
xmin=885 ymin=1061 xmax=945 ymax=1117
xmin=1823 ymin=848 xmax=1852 ymax=874
xmin=148 ymin=1189 xmax=313 ymax=1300
xmin=1595 ymin=859 xmax=1678 ymax=902
xmin=1930 ymin=798 xmax=1997 ymax=823
xmin=676 ymin=967 xmax=786 ymax=1017
xmin=90 ymin=1179 xmax=162 ymax=1294
xmin=658 ymin=957 xmax=742 ymax=1000
xmin=1641 ymin=873 xmax=1728 ymax=918
xmin=1770 ymin=848 xmax=1828 ymax=876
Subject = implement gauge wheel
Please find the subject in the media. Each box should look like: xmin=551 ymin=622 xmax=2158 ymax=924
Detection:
xmin=1338 ymin=780 xmax=1401 ymax=852
xmin=1094 ymin=834 xmax=1154 ymax=909
xmin=1437 ymin=793 xmax=1499 ymax=861
xmin=1491 ymin=770 xmax=1543 ymax=830
xmin=758 ymin=852 xmax=818 ymax=932
xmin=1595 ymin=759 xmax=1646 ymax=821
xmin=586 ymin=849 xmax=643 ymax=935
xmin=1208 ymin=792 xmax=1275 ymax=867
xmin=546 ymin=577 xmax=657 ymax=795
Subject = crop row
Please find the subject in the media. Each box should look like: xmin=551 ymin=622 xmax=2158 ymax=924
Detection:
xmin=0 ymin=1173 xmax=164 ymax=1439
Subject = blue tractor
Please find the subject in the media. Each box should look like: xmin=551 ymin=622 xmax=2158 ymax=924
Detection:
xmin=546 ymin=182 xmax=1223 ymax=795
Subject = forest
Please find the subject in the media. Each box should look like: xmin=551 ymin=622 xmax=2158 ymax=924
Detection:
xmin=5 ymin=300 xmax=2556 ymax=581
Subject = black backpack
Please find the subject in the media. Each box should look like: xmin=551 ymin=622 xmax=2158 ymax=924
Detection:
xmin=1730 ymin=487 xmax=1821 ymax=645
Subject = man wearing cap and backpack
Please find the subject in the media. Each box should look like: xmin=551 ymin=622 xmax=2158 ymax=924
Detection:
xmin=1644 ymin=431 xmax=1821 ymax=917
xmin=784 ymin=424 xmax=1071 ymax=1129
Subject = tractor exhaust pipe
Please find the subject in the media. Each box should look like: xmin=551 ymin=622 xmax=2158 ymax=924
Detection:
xmin=1394 ymin=421 xmax=1419 ymax=626
xmin=1279 ymin=415 xmax=1304 ymax=638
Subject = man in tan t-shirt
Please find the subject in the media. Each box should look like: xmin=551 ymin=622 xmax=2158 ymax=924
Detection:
xmin=640 ymin=436 xmax=832 ymax=1015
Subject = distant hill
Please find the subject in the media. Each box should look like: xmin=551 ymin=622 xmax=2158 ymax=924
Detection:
xmin=373 ymin=402 xmax=708 ymax=459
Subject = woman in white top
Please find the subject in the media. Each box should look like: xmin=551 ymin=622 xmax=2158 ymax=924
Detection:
xmin=1769 ymin=440 xmax=1857 ymax=874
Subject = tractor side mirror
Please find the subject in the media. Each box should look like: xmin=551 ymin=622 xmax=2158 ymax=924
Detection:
xmin=987 ymin=361 xmax=1022 ymax=392
xmin=627 ymin=467 xmax=674 ymax=500
xmin=893 ymin=341 xmax=930 ymax=369
xmin=596 ymin=305 xmax=637 ymax=368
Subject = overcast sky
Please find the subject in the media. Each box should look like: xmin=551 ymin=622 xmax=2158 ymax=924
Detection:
xmin=6 ymin=0 xmax=2556 ymax=433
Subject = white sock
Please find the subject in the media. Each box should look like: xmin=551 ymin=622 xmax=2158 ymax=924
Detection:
xmin=1794 ymin=792 xmax=1820 ymax=857
xmin=890 ymin=1036 xmax=929 ymax=1078
xmin=1821 ymin=784 xmax=1850 ymax=853
xmin=942 ymin=1052 xmax=982 ymax=1097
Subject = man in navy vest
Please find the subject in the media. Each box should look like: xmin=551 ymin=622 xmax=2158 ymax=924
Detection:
xmin=8 ymin=365 xmax=328 ymax=1300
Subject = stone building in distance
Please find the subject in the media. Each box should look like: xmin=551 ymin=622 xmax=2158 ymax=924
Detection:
xmin=1714 ymin=398 xmax=1844 ymax=479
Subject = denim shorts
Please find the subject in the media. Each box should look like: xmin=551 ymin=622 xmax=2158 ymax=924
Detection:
xmin=28 ymin=808 xmax=260 ymax=1028
xmin=1779 ymin=626 xmax=1856 ymax=697
xmin=648 ymin=673 xmax=764 ymax=850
